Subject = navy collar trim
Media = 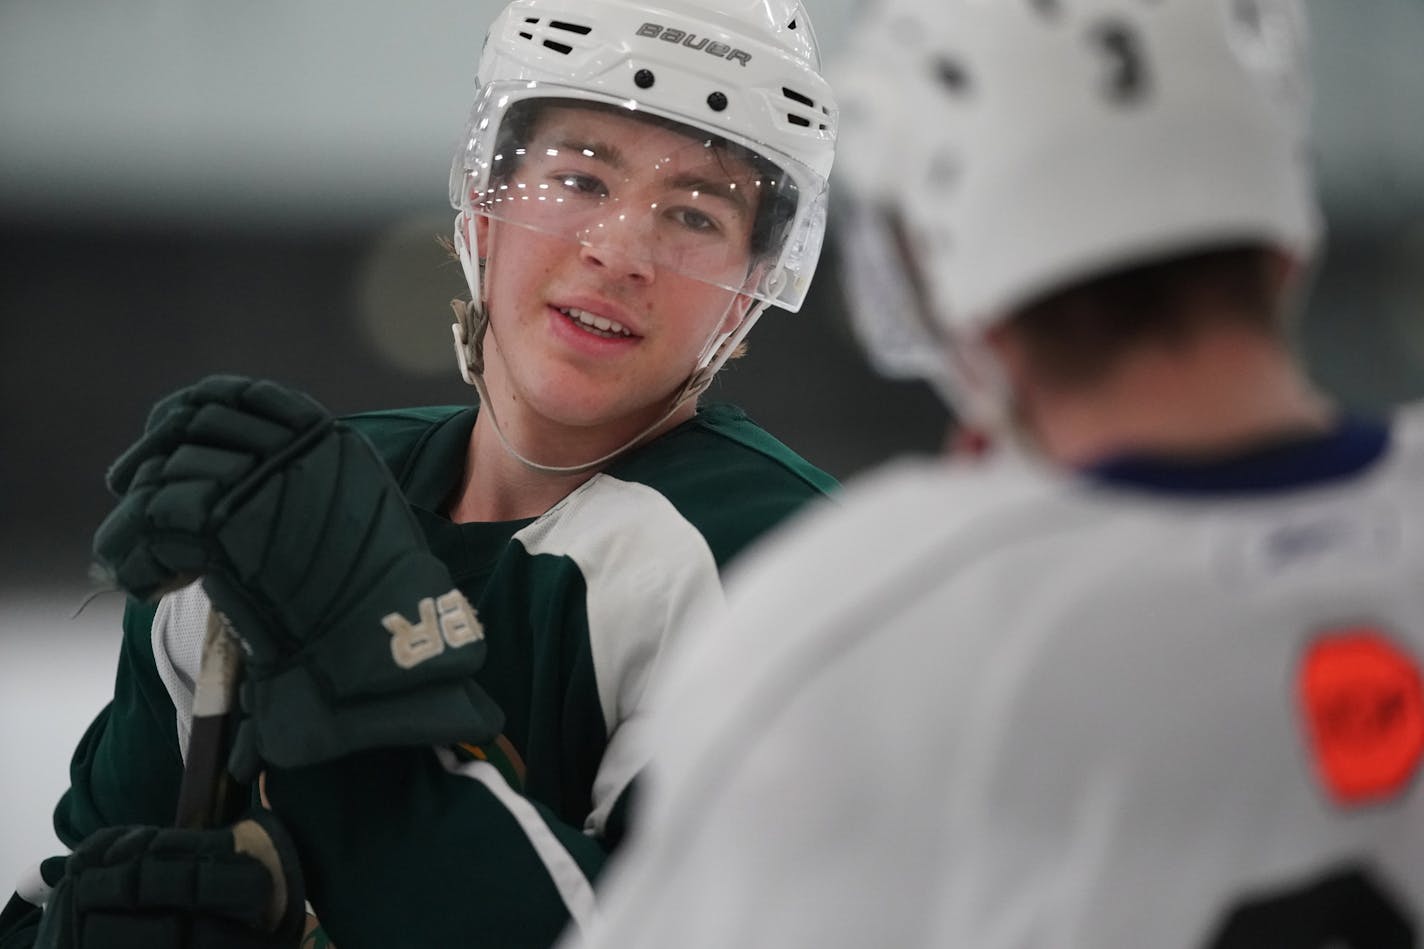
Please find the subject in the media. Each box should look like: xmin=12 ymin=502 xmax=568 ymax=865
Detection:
xmin=1083 ymin=417 xmax=1390 ymax=496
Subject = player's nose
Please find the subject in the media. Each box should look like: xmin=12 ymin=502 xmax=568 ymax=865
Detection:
xmin=577 ymin=213 xmax=657 ymax=284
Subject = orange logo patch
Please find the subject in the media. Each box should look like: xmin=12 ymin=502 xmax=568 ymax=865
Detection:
xmin=1298 ymin=628 xmax=1424 ymax=806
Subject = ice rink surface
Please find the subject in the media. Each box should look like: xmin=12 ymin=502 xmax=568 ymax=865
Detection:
xmin=0 ymin=586 xmax=125 ymax=890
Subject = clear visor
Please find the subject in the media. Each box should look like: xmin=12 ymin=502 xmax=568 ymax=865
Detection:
xmin=450 ymin=82 xmax=824 ymax=309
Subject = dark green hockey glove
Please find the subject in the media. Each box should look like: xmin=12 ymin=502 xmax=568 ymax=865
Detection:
xmin=92 ymin=375 xmax=503 ymax=777
xmin=34 ymin=811 xmax=303 ymax=949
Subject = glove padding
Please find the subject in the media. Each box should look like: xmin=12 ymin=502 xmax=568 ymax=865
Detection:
xmin=35 ymin=811 xmax=304 ymax=949
xmin=93 ymin=375 xmax=503 ymax=776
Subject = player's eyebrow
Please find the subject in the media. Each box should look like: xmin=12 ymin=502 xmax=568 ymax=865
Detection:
xmin=542 ymin=133 xmax=751 ymax=214
xmin=550 ymin=137 xmax=625 ymax=168
xmin=665 ymin=173 xmax=751 ymax=214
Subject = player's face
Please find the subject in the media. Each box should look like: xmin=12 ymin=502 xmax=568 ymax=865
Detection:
xmin=472 ymin=104 xmax=760 ymax=436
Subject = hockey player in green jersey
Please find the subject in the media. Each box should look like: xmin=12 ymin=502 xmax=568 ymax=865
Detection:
xmin=0 ymin=1 xmax=838 ymax=947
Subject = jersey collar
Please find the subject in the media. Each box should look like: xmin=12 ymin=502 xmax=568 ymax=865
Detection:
xmin=1082 ymin=417 xmax=1389 ymax=496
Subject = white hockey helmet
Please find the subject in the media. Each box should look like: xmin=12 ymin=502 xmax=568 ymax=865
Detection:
xmin=871 ymin=0 xmax=1321 ymax=338
xmin=450 ymin=0 xmax=835 ymax=314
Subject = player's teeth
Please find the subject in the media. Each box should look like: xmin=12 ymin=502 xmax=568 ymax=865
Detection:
xmin=562 ymin=307 xmax=631 ymax=337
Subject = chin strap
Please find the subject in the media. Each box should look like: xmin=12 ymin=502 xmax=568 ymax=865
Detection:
xmin=940 ymin=331 xmax=1012 ymax=434
xmin=450 ymin=298 xmax=766 ymax=477
xmin=939 ymin=328 xmax=1062 ymax=462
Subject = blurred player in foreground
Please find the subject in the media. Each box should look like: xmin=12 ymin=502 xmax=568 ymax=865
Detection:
xmin=566 ymin=0 xmax=1424 ymax=946
xmin=0 ymin=1 xmax=839 ymax=947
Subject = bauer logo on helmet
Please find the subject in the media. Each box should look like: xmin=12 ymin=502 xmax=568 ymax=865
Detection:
xmin=636 ymin=23 xmax=753 ymax=66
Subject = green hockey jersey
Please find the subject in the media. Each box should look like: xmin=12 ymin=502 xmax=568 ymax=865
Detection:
xmin=0 ymin=402 xmax=835 ymax=949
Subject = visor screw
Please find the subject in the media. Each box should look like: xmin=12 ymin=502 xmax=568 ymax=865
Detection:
xmin=634 ymin=68 xmax=656 ymax=89
xmin=707 ymin=91 xmax=728 ymax=112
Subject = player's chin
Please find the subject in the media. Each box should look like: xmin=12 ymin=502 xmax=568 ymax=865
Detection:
xmin=546 ymin=382 xmax=683 ymax=434
xmin=523 ymin=384 xmax=632 ymax=429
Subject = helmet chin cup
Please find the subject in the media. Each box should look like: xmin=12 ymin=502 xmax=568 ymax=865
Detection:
xmin=451 ymin=317 xmax=477 ymax=387
xmin=451 ymin=211 xmax=488 ymax=388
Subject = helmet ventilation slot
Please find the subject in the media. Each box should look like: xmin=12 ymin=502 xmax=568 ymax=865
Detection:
xmin=512 ymin=17 xmax=592 ymax=56
xmin=781 ymin=86 xmax=827 ymax=130
xmin=782 ymin=86 xmax=815 ymax=107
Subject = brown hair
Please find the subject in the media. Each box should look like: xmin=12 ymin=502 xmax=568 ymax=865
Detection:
xmin=1003 ymin=244 xmax=1282 ymax=388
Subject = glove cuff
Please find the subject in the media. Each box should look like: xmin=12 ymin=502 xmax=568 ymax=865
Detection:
xmin=236 ymin=666 xmax=505 ymax=771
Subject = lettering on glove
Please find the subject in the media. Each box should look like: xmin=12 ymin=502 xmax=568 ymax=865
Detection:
xmin=382 ymin=589 xmax=484 ymax=669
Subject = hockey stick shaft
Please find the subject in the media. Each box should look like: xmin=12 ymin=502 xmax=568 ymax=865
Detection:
xmin=174 ymin=608 xmax=246 ymax=829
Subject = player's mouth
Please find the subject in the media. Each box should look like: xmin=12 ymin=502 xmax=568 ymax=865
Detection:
xmin=555 ymin=306 xmax=637 ymax=340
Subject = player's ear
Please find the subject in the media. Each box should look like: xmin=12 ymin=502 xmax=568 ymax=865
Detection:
xmin=721 ymin=264 xmax=766 ymax=333
xmin=721 ymin=293 xmax=753 ymax=335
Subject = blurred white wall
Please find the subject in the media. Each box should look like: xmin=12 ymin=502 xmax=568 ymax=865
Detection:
xmin=0 ymin=0 xmax=854 ymax=227
xmin=3 ymin=0 xmax=1419 ymax=230
xmin=1308 ymin=0 xmax=1424 ymax=234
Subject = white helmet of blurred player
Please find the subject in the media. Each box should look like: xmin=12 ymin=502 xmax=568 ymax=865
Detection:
xmin=842 ymin=0 xmax=1320 ymax=428
xmin=449 ymin=0 xmax=837 ymax=444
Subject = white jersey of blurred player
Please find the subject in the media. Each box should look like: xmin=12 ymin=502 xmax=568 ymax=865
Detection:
xmin=576 ymin=423 xmax=1424 ymax=947
xmin=562 ymin=0 xmax=1424 ymax=947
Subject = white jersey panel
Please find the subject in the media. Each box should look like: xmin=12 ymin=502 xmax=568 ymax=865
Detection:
xmin=149 ymin=580 xmax=211 ymax=762
xmin=575 ymin=407 xmax=1424 ymax=949
xmin=515 ymin=472 xmax=726 ymax=838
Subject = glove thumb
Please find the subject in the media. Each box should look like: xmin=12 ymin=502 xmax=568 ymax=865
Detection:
xmin=231 ymin=811 xmax=305 ymax=939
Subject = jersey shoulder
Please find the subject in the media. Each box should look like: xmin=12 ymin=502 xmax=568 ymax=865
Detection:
xmin=688 ymin=403 xmax=839 ymax=495
xmin=604 ymin=403 xmax=838 ymax=567
xmin=340 ymin=405 xmax=473 ymax=484
xmin=716 ymin=453 xmax=1058 ymax=642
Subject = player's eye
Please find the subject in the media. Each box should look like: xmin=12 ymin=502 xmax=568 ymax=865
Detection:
xmin=555 ymin=173 xmax=608 ymax=197
xmin=667 ymin=206 xmax=723 ymax=236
